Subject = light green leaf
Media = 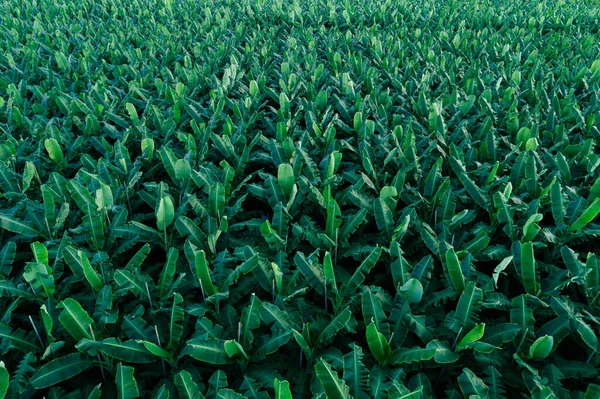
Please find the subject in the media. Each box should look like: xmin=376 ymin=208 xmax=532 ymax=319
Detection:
xmin=157 ymin=195 xmax=175 ymax=231
xmin=44 ymin=138 xmax=63 ymax=163
xmin=274 ymin=378 xmax=292 ymax=399
xmin=529 ymin=335 xmax=553 ymax=360
xmin=0 ymin=361 xmax=8 ymax=399
xmin=569 ymin=198 xmax=600 ymax=232
xmin=366 ymin=321 xmax=391 ymax=365
xmin=457 ymin=323 xmax=485 ymax=350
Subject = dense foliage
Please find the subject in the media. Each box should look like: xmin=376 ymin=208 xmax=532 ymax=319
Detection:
xmin=1 ymin=0 xmax=600 ymax=397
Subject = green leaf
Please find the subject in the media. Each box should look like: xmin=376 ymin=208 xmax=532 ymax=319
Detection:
xmin=316 ymin=307 xmax=352 ymax=346
xmin=80 ymin=338 xmax=155 ymax=363
xmin=87 ymin=383 xmax=103 ymax=399
xmin=325 ymin=199 xmax=342 ymax=243
xmin=169 ymin=292 xmax=185 ymax=349
xmin=274 ymin=379 xmax=292 ymax=399
xmin=458 ymin=368 xmax=489 ymax=398
xmin=116 ymin=363 xmax=139 ymax=399
xmin=63 ymin=246 xmax=102 ymax=292
xmin=366 ymin=321 xmax=391 ymax=365
xmin=0 ymin=242 xmax=16 ymax=277
xmin=343 ymin=343 xmax=369 ymax=399
xmin=391 ymin=346 xmax=437 ymax=365
xmin=44 ymin=138 xmax=64 ymax=163
xmin=585 ymin=384 xmax=600 ymax=399
xmin=182 ymin=338 xmax=229 ymax=364
xmin=522 ymin=213 xmax=543 ymax=242
xmin=452 ymin=281 xmax=483 ymax=331
xmin=209 ymin=182 xmax=226 ymax=218
xmin=0 ymin=361 xmax=9 ymax=399
xmin=399 ymin=278 xmax=423 ymax=303
xmin=342 ymin=246 xmax=382 ymax=297
xmin=30 ymin=353 xmax=91 ymax=389
xmin=185 ymin=242 xmax=217 ymax=296
xmin=224 ymin=339 xmax=248 ymax=359
xmin=521 ymin=241 xmax=537 ymax=295
xmin=57 ymin=298 xmax=96 ymax=341
xmin=277 ymin=163 xmax=295 ymax=199
xmin=139 ymin=340 xmax=171 ymax=359
xmin=323 ymin=251 xmax=337 ymax=291
xmin=0 ymin=214 xmax=43 ymax=237
xmin=577 ymin=321 xmax=598 ymax=351
xmin=314 ymin=359 xmax=350 ymax=399
xmin=175 ymin=370 xmax=204 ymax=399
xmin=157 ymin=195 xmax=175 ymax=231
xmin=374 ymin=198 xmax=394 ymax=239
xmin=457 ymin=323 xmax=485 ymax=350
xmin=158 ymin=247 xmax=178 ymax=299
xmin=0 ymin=323 xmax=40 ymax=352
xmin=445 ymin=247 xmax=465 ymax=294
xmin=483 ymin=323 xmax=521 ymax=346
xmin=529 ymin=335 xmax=554 ymax=360
xmin=250 ymin=330 xmax=291 ymax=361
xmin=569 ymin=198 xmax=600 ymax=232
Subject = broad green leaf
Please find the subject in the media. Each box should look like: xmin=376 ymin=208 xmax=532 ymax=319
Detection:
xmin=366 ymin=322 xmax=391 ymax=365
xmin=182 ymin=338 xmax=228 ymax=364
xmin=169 ymin=292 xmax=185 ymax=349
xmin=342 ymin=246 xmax=382 ymax=297
xmin=325 ymin=199 xmax=342 ymax=243
xmin=158 ymin=247 xmax=178 ymax=299
xmin=0 ymin=242 xmax=16 ymax=277
xmin=63 ymin=246 xmax=102 ymax=292
xmin=452 ymin=281 xmax=483 ymax=331
xmin=343 ymin=343 xmax=369 ymax=399
xmin=391 ymin=346 xmax=437 ymax=365
xmin=175 ymin=370 xmax=204 ymax=399
xmin=445 ymin=247 xmax=465 ymax=294
xmin=0 ymin=214 xmax=43 ymax=237
xmin=0 ymin=361 xmax=8 ymax=399
xmin=116 ymin=363 xmax=139 ymax=399
xmin=274 ymin=378 xmax=292 ymax=399
xmin=30 ymin=353 xmax=91 ymax=389
xmin=569 ymin=198 xmax=600 ymax=232
xmin=577 ymin=321 xmax=598 ymax=351
xmin=314 ymin=359 xmax=350 ymax=399
xmin=224 ymin=340 xmax=248 ymax=359
xmin=458 ymin=368 xmax=489 ymax=398
xmin=209 ymin=182 xmax=226 ymax=218
xmin=323 ymin=251 xmax=337 ymax=291
xmin=374 ymin=198 xmax=394 ymax=238
xmin=250 ymin=330 xmax=291 ymax=361
xmin=185 ymin=242 xmax=217 ymax=296
xmin=529 ymin=335 xmax=553 ymax=360
xmin=316 ymin=307 xmax=352 ymax=346
xmin=44 ymin=138 xmax=64 ymax=163
xmin=457 ymin=323 xmax=485 ymax=350
xmin=277 ymin=163 xmax=294 ymax=199
xmin=80 ymin=338 xmax=155 ymax=363
xmin=521 ymin=241 xmax=537 ymax=295
xmin=57 ymin=298 xmax=95 ymax=341
xmin=157 ymin=195 xmax=175 ymax=231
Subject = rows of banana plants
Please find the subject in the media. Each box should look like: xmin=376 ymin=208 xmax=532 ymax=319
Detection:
xmin=1 ymin=0 xmax=600 ymax=397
